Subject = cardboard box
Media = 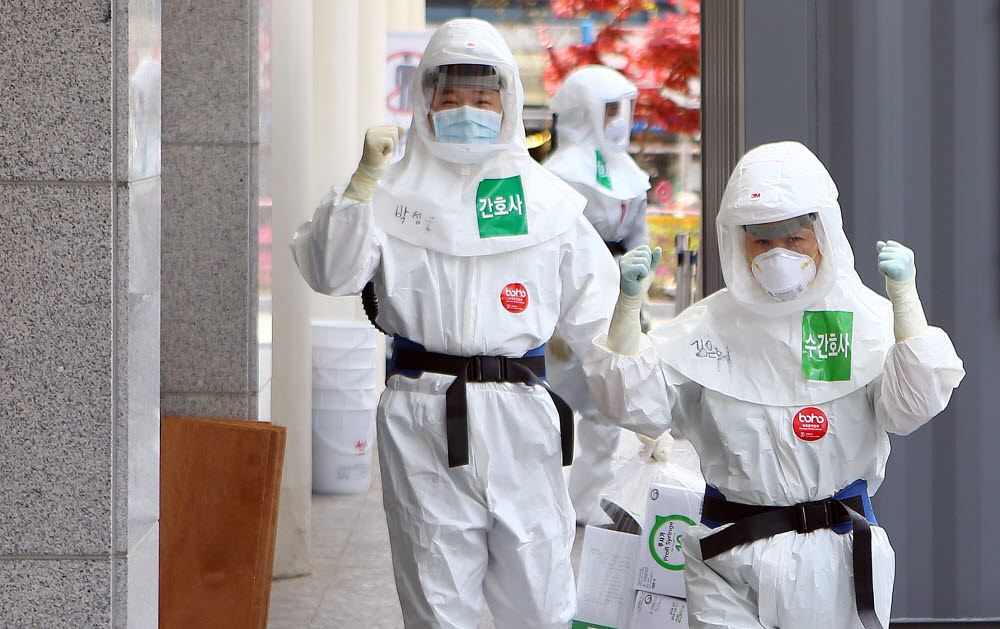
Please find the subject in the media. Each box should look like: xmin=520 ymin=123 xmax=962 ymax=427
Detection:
xmin=634 ymin=481 xmax=703 ymax=598
xmin=573 ymin=501 xmax=642 ymax=629
xmin=573 ymin=526 xmax=638 ymax=629
xmin=630 ymin=592 xmax=689 ymax=629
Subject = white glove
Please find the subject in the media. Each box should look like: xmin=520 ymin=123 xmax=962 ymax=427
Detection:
xmin=547 ymin=328 xmax=572 ymax=361
xmin=608 ymin=246 xmax=661 ymax=355
xmin=877 ymin=240 xmax=928 ymax=341
xmin=344 ymin=125 xmax=404 ymax=203
xmin=637 ymin=431 xmax=674 ymax=463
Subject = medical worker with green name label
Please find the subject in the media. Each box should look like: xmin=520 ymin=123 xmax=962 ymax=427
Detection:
xmin=542 ymin=65 xmax=655 ymax=525
xmin=584 ymin=141 xmax=965 ymax=629
xmin=290 ymin=18 xmax=653 ymax=629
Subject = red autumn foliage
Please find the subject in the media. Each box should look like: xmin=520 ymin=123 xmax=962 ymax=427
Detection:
xmin=540 ymin=0 xmax=700 ymax=135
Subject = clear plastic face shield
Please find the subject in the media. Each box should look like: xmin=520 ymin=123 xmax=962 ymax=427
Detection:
xmin=602 ymin=98 xmax=634 ymax=149
xmin=425 ymin=64 xmax=504 ymax=145
xmin=743 ymin=213 xmax=823 ymax=302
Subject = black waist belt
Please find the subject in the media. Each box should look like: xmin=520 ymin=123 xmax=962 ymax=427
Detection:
xmin=393 ymin=346 xmax=574 ymax=468
xmin=699 ymin=492 xmax=882 ymax=629
xmin=604 ymin=240 xmax=628 ymax=256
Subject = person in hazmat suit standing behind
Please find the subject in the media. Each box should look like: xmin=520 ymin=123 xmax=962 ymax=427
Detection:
xmin=541 ymin=65 xmax=658 ymax=525
xmin=583 ymin=141 xmax=965 ymax=629
xmin=291 ymin=18 xmax=653 ymax=629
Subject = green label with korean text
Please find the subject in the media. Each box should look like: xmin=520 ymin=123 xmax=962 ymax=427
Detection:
xmin=595 ymin=150 xmax=612 ymax=189
xmin=476 ymin=176 xmax=528 ymax=238
xmin=802 ymin=311 xmax=853 ymax=381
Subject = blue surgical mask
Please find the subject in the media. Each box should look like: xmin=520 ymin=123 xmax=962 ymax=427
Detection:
xmin=432 ymin=105 xmax=502 ymax=144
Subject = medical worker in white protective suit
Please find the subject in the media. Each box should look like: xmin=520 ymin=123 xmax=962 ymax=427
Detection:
xmin=542 ymin=65 xmax=654 ymax=525
xmin=584 ymin=141 xmax=965 ymax=629
xmin=290 ymin=19 xmax=637 ymax=629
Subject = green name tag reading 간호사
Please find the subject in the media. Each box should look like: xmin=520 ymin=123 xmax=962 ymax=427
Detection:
xmin=476 ymin=175 xmax=529 ymax=238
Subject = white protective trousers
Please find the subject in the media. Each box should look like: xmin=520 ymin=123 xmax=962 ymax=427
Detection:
xmin=585 ymin=326 xmax=965 ymax=629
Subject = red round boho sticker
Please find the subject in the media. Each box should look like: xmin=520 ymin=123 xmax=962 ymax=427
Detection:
xmin=793 ymin=407 xmax=828 ymax=441
xmin=500 ymin=283 xmax=528 ymax=313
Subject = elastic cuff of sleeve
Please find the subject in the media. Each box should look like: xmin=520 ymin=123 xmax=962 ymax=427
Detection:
xmin=616 ymin=292 xmax=644 ymax=314
xmin=344 ymin=171 xmax=378 ymax=203
xmin=885 ymin=275 xmax=917 ymax=301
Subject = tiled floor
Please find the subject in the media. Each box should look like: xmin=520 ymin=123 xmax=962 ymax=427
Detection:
xmin=266 ymin=448 xmax=588 ymax=629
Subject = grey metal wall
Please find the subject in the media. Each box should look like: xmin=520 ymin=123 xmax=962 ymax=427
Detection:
xmin=816 ymin=1 xmax=1000 ymax=618
xmin=700 ymin=0 xmax=745 ymax=295
xmin=718 ymin=0 xmax=1000 ymax=620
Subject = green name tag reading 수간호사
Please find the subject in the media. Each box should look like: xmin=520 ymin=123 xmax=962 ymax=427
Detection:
xmin=476 ymin=175 xmax=529 ymax=238
xmin=801 ymin=311 xmax=853 ymax=381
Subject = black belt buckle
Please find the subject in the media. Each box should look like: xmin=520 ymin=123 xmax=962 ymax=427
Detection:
xmin=795 ymin=499 xmax=835 ymax=534
xmin=470 ymin=355 xmax=508 ymax=382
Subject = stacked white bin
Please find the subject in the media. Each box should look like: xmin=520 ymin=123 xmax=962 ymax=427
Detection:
xmin=311 ymin=321 xmax=379 ymax=494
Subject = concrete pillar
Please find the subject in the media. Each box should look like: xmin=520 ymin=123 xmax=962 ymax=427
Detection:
xmin=270 ymin=0 xmax=315 ymax=578
xmin=309 ymin=0 xmax=365 ymax=323
xmin=388 ymin=0 xmax=427 ymax=31
xmin=0 ymin=1 xmax=160 ymax=627
xmin=161 ymin=0 xmax=260 ymax=420
xmin=268 ymin=0 xmax=424 ymax=577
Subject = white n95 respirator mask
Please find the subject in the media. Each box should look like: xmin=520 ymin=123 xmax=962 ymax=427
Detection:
xmin=432 ymin=106 xmax=502 ymax=145
xmin=604 ymin=117 xmax=629 ymax=145
xmin=750 ymin=248 xmax=818 ymax=301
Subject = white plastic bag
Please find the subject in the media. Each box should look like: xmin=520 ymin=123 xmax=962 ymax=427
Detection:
xmin=598 ymin=434 xmax=705 ymax=527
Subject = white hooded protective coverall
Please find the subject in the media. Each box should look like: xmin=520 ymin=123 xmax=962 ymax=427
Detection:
xmin=291 ymin=19 xmax=632 ymax=629
xmin=543 ymin=66 xmax=652 ymax=524
xmin=584 ymin=141 xmax=965 ymax=629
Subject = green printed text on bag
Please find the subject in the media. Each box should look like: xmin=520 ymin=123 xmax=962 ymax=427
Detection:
xmin=801 ymin=311 xmax=853 ymax=381
xmin=595 ymin=150 xmax=612 ymax=189
xmin=476 ymin=176 xmax=528 ymax=238
xmin=571 ymin=622 xmax=616 ymax=629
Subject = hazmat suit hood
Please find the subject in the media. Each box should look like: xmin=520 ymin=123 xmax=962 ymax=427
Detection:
xmin=717 ymin=141 xmax=852 ymax=317
xmin=649 ymin=141 xmax=894 ymax=406
xmin=544 ymin=65 xmax=650 ymax=201
xmin=374 ymin=18 xmax=586 ymax=257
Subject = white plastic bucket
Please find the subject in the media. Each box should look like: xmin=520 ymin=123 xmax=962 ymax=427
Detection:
xmin=312 ymin=321 xmax=377 ymax=349
xmin=312 ymin=346 xmax=379 ymax=370
xmin=311 ymin=386 xmax=378 ymax=412
xmin=312 ymin=408 xmax=376 ymax=494
xmin=310 ymin=321 xmax=381 ymax=494
xmin=312 ymin=366 xmax=378 ymax=390
xmin=312 ymin=444 xmax=374 ymax=494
